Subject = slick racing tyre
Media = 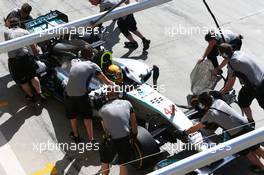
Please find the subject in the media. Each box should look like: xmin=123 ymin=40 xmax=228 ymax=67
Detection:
xmin=131 ymin=126 xmax=160 ymax=169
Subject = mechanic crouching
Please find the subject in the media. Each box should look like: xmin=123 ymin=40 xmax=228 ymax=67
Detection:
xmin=98 ymin=89 xmax=138 ymax=175
xmin=184 ymin=92 xmax=264 ymax=172
xmin=4 ymin=17 xmax=46 ymax=102
xmin=4 ymin=3 xmax=33 ymax=29
xmin=65 ymin=45 xmax=113 ymax=143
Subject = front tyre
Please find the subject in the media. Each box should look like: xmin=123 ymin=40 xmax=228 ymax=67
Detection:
xmin=131 ymin=126 xmax=160 ymax=169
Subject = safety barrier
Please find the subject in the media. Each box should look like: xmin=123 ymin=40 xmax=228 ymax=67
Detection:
xmin=0 ymin=0 xmax=172 ymax=53
xmin=148 ymin=127 xmax=264 ymax=175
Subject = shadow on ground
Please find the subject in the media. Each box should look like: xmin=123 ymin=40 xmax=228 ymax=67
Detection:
xmin=0 ymin=74 xmax=102 ymax=174
xmin=0 ymin=73 xmax=151 ymax=175
xmin=121 ymin=49 xmax=149 ymax=60
xmin=0 ymin=74 xmax=43 ymax=147
xmin=103 ymin=20 xmax=121 ymax=52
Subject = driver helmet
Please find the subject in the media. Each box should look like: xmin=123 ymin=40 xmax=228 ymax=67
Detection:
xmin=105 ymin=64 xmax=123 ymax=84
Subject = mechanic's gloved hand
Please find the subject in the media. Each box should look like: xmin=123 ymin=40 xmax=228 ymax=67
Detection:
xmin=173 ymin=130 xmax=189 ymax=143
xmin=211 ymin=68 xmax=219 ymax=76
xmin=218 ymin=69 xmax=223 ymax=75
xmin=102 ymin=134 xmax=112 ymax=143
xmin=174 ymin=130 xmax=188 ymax=137
xmin=212 ymin=68 xmax=223 ymax=76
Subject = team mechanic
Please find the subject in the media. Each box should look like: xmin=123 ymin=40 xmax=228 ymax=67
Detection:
xmin=185 ymin=92 xmax=264 ymax=172
xmin=4 ymin=17 xmax=46 ymax=103
xmin=4 ymin=3 xmax=33 ymax=29
xmin=219 ymin=43 xmax=264 ymax=125
xmin=65 ymin=45 xmax=113 ymax=143
xmin=198 ymin=29 xmax=243 ymax=74
xmin=98 ymin=89 xmax=138 ymax=175
xmin=88 ymin=0 xmax=150 ymax=51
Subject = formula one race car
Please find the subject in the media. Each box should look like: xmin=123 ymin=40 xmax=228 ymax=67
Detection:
xmin=87 ymin=68 xmax=239 ymax=173
xmin=30 ymin=47 xmax=238 ymax=174
xmin=11 ymin=10 xmax=240 ymax=174
xmin=9 ymin=47 xmax=239 ymax=174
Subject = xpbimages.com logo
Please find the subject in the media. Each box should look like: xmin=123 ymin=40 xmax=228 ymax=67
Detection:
xmin=164 ymin=25 xmax=231 ymax=37
xmin=104 ymin=84 xmax=167 ymax=94
xmin=161 ymin=140 xmax=232 ymax=155
xmin=32 ymin=140 xmax=99 ymax=154
xmin=39 ymin=26 xmax=101 ymax=37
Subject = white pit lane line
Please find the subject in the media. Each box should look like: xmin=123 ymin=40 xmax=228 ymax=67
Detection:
xmin=0 ymin=131 xmax=27 ymax=175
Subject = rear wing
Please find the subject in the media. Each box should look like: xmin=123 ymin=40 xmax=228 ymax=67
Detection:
xmin=24 ymin=10 xmax=68 ymax=33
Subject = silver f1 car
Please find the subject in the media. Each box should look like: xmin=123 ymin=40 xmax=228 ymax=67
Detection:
xmin=15 ymin=11 xmax=239 ymax=174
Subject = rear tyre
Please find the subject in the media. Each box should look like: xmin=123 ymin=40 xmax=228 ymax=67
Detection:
xmin=8 ymin=60 xmax=16 ymax=82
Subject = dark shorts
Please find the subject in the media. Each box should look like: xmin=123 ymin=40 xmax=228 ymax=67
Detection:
xmin=117 ymin=14 xmax=137 ymax=37
xmin=99 ymin=135 xmax=132 ymax=165
xmin=238 ymin=84 xmax=264 ymax=109
xmin=65 ymin=94 xmax=93 ymax=119
xmin=8 ymin=55 xmax=37 ymax=84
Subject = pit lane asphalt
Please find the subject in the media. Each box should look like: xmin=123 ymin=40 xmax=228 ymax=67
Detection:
xmin=0 ymin=0 xmax=264 ymax=174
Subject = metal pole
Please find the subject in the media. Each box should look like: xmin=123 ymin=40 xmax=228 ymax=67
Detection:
xmin=148 ymin=127 xmax=264 ymax=175
xmin=90 ymin=0 xmax=127 ymax=26
xmin=202 ymin=0 xmax=226 ymax=42
xmin=0 ymin=0 xmax=172 ymax=53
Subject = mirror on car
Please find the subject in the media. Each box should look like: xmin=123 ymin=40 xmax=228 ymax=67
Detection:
xmin=152 ymin=65 xmax=159 ymax=88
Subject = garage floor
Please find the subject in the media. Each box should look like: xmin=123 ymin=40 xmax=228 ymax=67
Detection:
xmin=0 ymin=0 xmax=264 ymax=174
